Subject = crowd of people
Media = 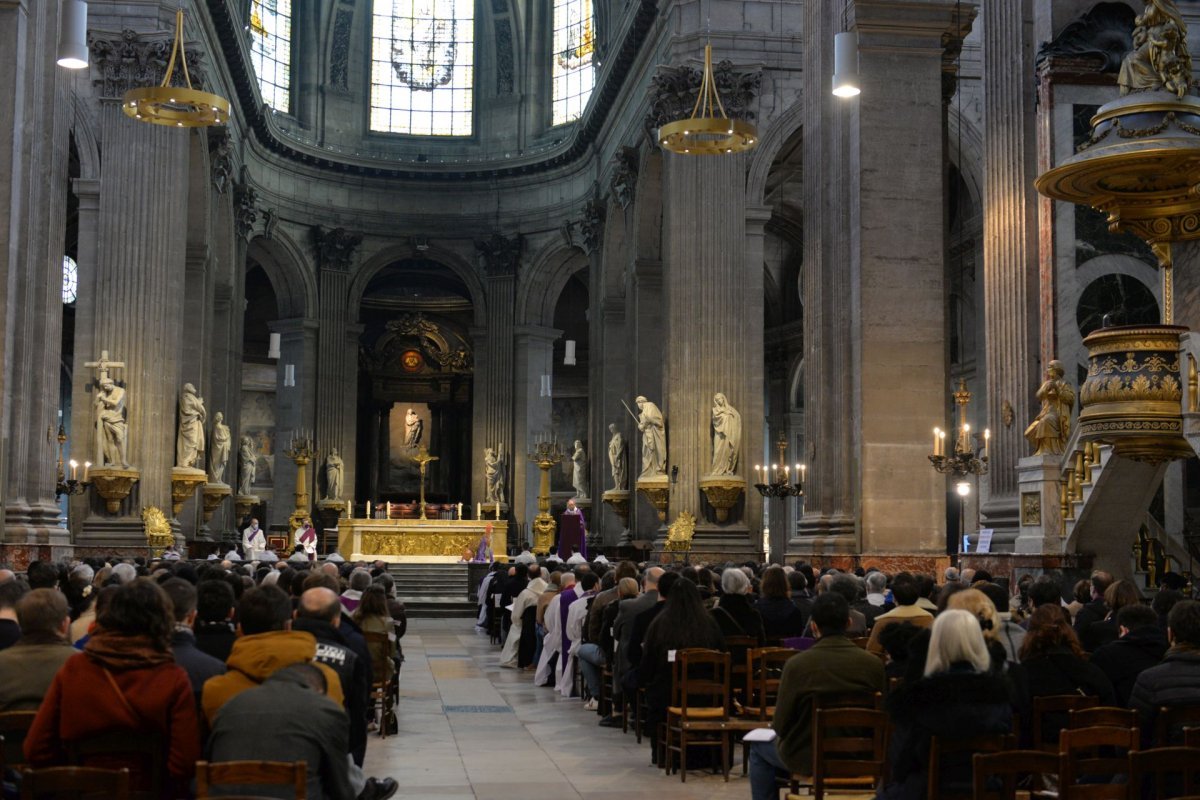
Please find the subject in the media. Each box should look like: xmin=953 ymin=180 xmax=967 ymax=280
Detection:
xmin=477 ymin=556 xmax=1200 ymax=799
xmin=0 ymin=554 xmax=406 ymax=799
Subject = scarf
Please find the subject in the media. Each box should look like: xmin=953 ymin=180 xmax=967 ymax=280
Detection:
xmin=84 ymin=629 xmax=174 ymax=671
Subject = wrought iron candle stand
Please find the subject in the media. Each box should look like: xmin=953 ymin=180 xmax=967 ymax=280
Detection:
xmin=55 ymin=425 xmax=90 ymax=499
xmin=752 ymin=434 xmax=805 ymax=499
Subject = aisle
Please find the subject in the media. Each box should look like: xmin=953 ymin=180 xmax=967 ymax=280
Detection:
xmin=361 ymin=618 xmax=749 ymax=799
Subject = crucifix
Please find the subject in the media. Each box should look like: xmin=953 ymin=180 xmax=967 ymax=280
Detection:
xmin=84 ymin=350 xmax=127 ymax=467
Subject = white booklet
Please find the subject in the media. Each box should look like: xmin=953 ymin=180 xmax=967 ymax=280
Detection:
xmin=743 ymin=728 xmax=777 ymax=743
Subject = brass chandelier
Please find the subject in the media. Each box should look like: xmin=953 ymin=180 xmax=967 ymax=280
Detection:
xmin=123 ymin=8 xmax=230 ymax=128
xmin=659 ymin=43 xmax=757 ymax=155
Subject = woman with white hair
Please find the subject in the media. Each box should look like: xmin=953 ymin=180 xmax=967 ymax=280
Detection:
xmin=711 ymin=567 xmax=765 ymax=645
xmin=878 ymin=609 xmax=1013 ymax=800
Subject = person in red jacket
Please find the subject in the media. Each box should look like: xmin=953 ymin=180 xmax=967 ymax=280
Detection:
xmin=25 ymin=578 xmax=200 ymax=799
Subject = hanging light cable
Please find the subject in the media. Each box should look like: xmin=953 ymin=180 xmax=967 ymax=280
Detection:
xmin=122 ymin=7 xmax=230 ymax=128
xmin=57 ymin=0 xmax=89 ymax=69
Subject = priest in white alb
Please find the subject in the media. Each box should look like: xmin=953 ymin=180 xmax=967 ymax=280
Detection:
xmin=242 ymin=517 xmax=266 ymax=561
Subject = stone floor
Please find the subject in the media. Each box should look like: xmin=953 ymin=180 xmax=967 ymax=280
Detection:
xmin=360 ymin=617 xmax=761 ymax=799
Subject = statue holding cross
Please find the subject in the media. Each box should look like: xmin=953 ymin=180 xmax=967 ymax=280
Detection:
xmin=85 ymin=350 xmax=129 ymax=468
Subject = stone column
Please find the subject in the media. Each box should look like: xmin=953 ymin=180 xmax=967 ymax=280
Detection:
xmin=660 ymin=151 xmax=763 ymax=557
xmin=75 ymin=34 xmax=192 ymax=547
xmin=513 ymin=325 xmax=560 ymax=542
xmin=312 ymin=227 xmax=362 ymax=505
xmin=980 ymin=0 xmax=1039 ymax=542
xmin=269 ymin=318 xmax=318 ymax=530
xmin=625 ymin=258 xmax=663 ymax=540
xmin=0 ymin=0 xmax=71 ymax=556
xmin=471 ymin=235 xmax=519 ymax=509
xmin=595 ymin=297 xmax=627 ymax=543
xmin=67 ymin=179 xmax=101 ymax=539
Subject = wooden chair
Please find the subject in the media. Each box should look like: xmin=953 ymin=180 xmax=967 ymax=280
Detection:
xmin=972 ymin=750 xmax=1060 ymax=800
xmin=1058 ymin=725 xmax=1139 ymax=800
xmin=195 ymin=760 xmax=306 ymax=799
xmin=1069 ymin=707 xmax=1139 ymax=730
xmin=849 ymin=636 xmax=870 ymax=650
xmin=1155 ymin=705 xmax=1200 ymax=746
xmin=722 ymin=635 xmax=757 ymax=708
xmin=1129 ymin=746 xmax=1200 ymax=799
xmin=811 ymin=707 xmax=888 ymax=800
xmin=362 ymin=631 xmax=397 ymax=738
xmin=732 ymin=647 xmax=797 ymax=774
xmin=812 ymin=690 xmax=883 ymax=713
xmin=1032 ymin=694 xmax=1100 ymax=751
xmin=19 ymin=766 xmax=131 ymax=800
xmin=0 ymin=711 xmax=37 ymax=773
xmin=65 ymin=731 xmax=163 ymax=800
xmin=927 ymin=733 xmax=1014 ymax=800
xmin=1186 ymin=727 xmax=1200 ymax=748
xmin=663 ymin=648 xmax=731 ymax=782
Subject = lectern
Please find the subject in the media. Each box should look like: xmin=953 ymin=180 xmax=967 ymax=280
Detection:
xmin=558 ymin=512 xmax=585 ymax=560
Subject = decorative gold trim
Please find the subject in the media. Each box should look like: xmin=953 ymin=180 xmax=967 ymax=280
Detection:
xmin=122 ymin=10 xmax=229 ymax=128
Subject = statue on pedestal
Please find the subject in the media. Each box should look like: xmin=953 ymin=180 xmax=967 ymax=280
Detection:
xmin=607 ymin=423 xmax=626 ymax=490
xmin=404 ymin=407 xmax=423 ymax=448
xmin=710 ymin=392 xmax=742 ymax=475
xmin=325 ymin=448 xmax=344 ymax=500
xmin=1025 ymin=359 xmax=1076 ymax=456
xmin=484 ymin=445 xmax=506 ymax=504
xmin=571 ymin=440 xmax=589 ymax=499
xmin=176 ymin=383 xmax=207 ymax=469
xmin=1119 ymin=0 xmax=1193 ymax=98
xmin=94 ymin=378 xmax=129 ymax=468
xmin=208 ymin=412 xmax=231 ymax=483
xmin=238 ymin=435 xmax=256 ymax=495
xmin=634 ymin=395 xmax=667 ymax=478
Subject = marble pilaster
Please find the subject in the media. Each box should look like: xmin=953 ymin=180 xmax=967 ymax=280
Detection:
xmin=625 ymin=258 xmax=663 ymax=541
xmin=470 ymin=263 xmax=517 ymax=511
xmin=594 ymin=298 xmax=627 ymax=544
xmin=314 ymin=243 xmax=360 ymax=509
xmin=269 ymin=317 xmax=319 ymax=530
xmin=512 ymin=325 xmax=560 ymax=543
xmin=981 ymin=0 xmax=1039 ymax=536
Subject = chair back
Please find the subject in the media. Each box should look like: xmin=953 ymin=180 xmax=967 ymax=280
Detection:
xmin=1156 ymin=705 xmax=1200 ymax=746
xmin=19 ymin=766 xmax=131 ymax=800
xmin=811 ymin=707 xmax=888 ymax=797
xmin=1069 ymin=707 xmax=1139 ymax=731
xmin=65 ymin=731 xmax=164 ymax=799
xmin=812 ymin=690 xmax=883 ymax=712
xmin=849 ymin=637 xmax=870 ymax=649
xmin=0 ymin=711 xmax=37 ymax=772
xmin=972 ymin=750 xmax=1060 ymax=800
xmin=1031 ymin=694 xmax=1100 ymax=750
xmin=927 ymin=733 xmax=1014 ymax=800
xmin=195 ymin=760 xmax=307 ymax=799
xmin=1059 ymin=725 xmax=1140 ymax=800
xmin=1130 ymin=746 xmax=1200 ymax=799
xmin=723 ymin=635 xmax=756 ymax=698
xmin=361 ymin=631 xmax=394 ymax=683
xmin=670 ymin=649 xmax=730 ymax=720
xmin=744 ymin=647 xmax=796 ymax=719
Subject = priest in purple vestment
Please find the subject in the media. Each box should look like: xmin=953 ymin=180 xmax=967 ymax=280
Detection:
xmin=562 ymin=499 xmax=587 ymax=560
xmin=557 ymin=571 xmax=579 ymax=671
xmin=474 ymin=525 xmax=494 ymax=563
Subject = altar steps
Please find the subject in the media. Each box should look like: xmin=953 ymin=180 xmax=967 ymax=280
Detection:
xmin=388 ymin=563 xmax=476 ymax=618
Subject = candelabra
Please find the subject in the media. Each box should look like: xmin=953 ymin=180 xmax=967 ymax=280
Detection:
xmin=527 ymin=437 xmax=565 ymax=554
xmin=54 ymin=425 xmax=91 ymax=499
xmin=929 ymin=379 xmax=990 ymax=479
xmin=753 ymin=433 xmax=805 ymax=499
xmin=283 ymin=429 xmax=319 ymax=533
xmin=410 ymin=445 xmax=439 ymax=520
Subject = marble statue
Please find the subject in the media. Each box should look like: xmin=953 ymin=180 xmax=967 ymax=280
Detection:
xmin=176 ymin=383 xmax=207 ymax=469
xmin=484 ymin=445 xmax=506 ymax=504
xmin=635 ymin=395 xmax=666 ymax=478
xmin=325 ymin=448 xmax=344 ymax=500
xmin=1025 ymin=360 xmax=1076 ymax=456
xmin=238 ymin=435 xmax=256 ymax=495
xmin=208 ymin=411 xmax=231 ymax=483
xmin=404 ymin=407 xmax=423 ymax=448
xmin=94 ymin=378 xmax=129 ymax=468
xmin=571 ymin=440 xmax=589 ymax=499
xmin=607 ymin=423 xmax=626 ymax=490
xmin=1119 ymin=0 xmax=1193 ymax=98
xmin=710 ymin=392 xmax=742 ymax=475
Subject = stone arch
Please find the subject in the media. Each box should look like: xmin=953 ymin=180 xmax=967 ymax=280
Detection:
xmin=788 ymin=355 xmax=804 ymax=412
xmin=246 ymin=231 xmax=316 ymax=319
xmin=518 ymin=241 xmax=589 ymax=326
xmin=948 ymin=104 xmax=984 ymax=214
xmin=69 ymin=89 xmax=100 ymax=181
xmin=746 ymin=98 xmax=804 ymax=206
xmin=351 ymin=242 xmax=487 ymax=326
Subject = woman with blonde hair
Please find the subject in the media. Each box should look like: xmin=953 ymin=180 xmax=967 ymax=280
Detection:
xmin=879 ymin=609 xmax=1012 ymax=800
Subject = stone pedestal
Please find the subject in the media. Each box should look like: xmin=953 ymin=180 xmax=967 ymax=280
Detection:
xmin=171 ymin=468 xmax=207 ymax=518
xmin=1014 ymin=454 xmax=1064 ymax=555
xmin=699 ymin=476 xmax=745 ymax=524
xmin=201 ymin=483 xmax=232 ymax=524
xmin=636 ymin=475 xmax=670 ymax=524
xmin=602 ymin=489 xmax=630 ymax=544
xmin=90 ymin=467 xmax=140 ymax=515
xmin=234 ymin=494 xmax=261 ymax=521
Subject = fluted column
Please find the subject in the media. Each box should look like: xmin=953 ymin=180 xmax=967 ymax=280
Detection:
xmin=660 ymin=153 xmax=762 ymax=554
xmin=981 ymin=0 xmax=1038 ymax=542
xmin=0 ymin=0 xmax=71 ymax=552
xmin=269 ymin=317 xmax=318 ymax=529
xmin=626 ymin=258 xmax=662 ymax=540
xmin=512 ymin=325 xmax=560 ymax=540
xmin=471 ymin=245 xmax=517 ymax=507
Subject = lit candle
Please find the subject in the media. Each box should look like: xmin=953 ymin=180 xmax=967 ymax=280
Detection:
xmin=495 ymin=499 xmax=500 ymax=519
xmin=458 ymin=502 xmax=463 ymax=519
xmin=69 ymin=459 xmax=78 ymax=481
xmin=799 ymin=464 xmax=806 ymax=482
xmin=754 ymin=465 xmax=761 ymax=482
xmin=984 ymin=428 xmax=991 ymax=458
xmin=477 ymin=502 xmax=481 ymax=519
xmin=933 ymin=427 xmax=940 ymax=456
xmin=83 ymin=461 xmax=91 ymax=482
xmin=366 ymin=500 xmax=371 ymax=518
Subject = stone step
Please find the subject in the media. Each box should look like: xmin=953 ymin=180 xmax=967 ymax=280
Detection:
xmin=388 ymin=563 xmax=471 ymax=606
xmin=403 ymin=599 xmax=479 ymax=618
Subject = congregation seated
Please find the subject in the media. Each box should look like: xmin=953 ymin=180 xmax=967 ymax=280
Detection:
xmin=866 ymin=572 xmax=933 ymax=656
xmin=712 ymin=566 xmax=766 ymax=645
xmin=1079 ymin=578 xmax=1143 ymax=653
xmin=0 ymin=588 xmax=75 ymax=711
xmin=1130 ymin=598 xmax=1200 ymax=743
xmin=0 ymin=577 xmax=27 ymax=650
xmin=1090 ymin=602 xmax=1168 ymax=706
xmin=161 ymin=578 xmax=227 ymax=706
xmin=753 ymin=566 xmax=806 ymax=640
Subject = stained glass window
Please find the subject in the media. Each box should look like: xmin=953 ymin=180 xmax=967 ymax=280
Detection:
xmin=371 ymin=0 xmax=475 ymax=136
xmin=62 ymin=256 xmax=77 ymax=305
xmin=551 ymin=0 xmax=594 ymax=125
xmin=249 ymin=0 xmax=293 ymax=112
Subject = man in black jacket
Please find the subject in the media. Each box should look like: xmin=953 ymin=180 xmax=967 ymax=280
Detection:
xmin=294 ymin=587 xmax=370 ymax=768
xmin=1091 ymin=604 xmax=1168 ymax=706
xmin=1131 ymin=599 xmax=1200 ymax=744
xmin=162 ymin=578 xmax=227 ymax=705
xmin=1073 ymin=570 xmax=1114 ymax=634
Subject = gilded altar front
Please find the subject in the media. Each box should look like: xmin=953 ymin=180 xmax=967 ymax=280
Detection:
xmin=337 ymin=519 xmax=507 ymax=562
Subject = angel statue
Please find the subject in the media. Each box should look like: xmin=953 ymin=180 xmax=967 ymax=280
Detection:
xmin=1025 ymin=360 xmax=1076 ymax=456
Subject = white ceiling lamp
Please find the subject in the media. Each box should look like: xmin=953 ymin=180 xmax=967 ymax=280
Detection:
xmin=268 ymin=332 xmax=281 ymax=360
xmin=564 ymin=340 xmax=577 ymax=366
xmin=832 ymin=31 xmax=861 ymax=98
xmin=57 ymin=0 xmax=89 ymax=70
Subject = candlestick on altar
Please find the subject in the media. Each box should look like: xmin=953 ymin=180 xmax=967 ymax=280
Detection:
xmin=366 ymin=500 xmax=371 ymax=519
xmin=410 ymin=445 xmax=439 ymax=520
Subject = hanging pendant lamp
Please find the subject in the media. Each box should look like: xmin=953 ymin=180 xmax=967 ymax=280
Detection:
xmin=123 ymin=8 xmax=229 ymax=128
xmin=659 ymin=43 xmax=757 ymax=155
xmin=57 ymin=0 xmax=89 ymax=69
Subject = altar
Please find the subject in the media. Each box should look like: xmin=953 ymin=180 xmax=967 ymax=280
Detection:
xmin=336 ymin=518 xmax=506 ymax=563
